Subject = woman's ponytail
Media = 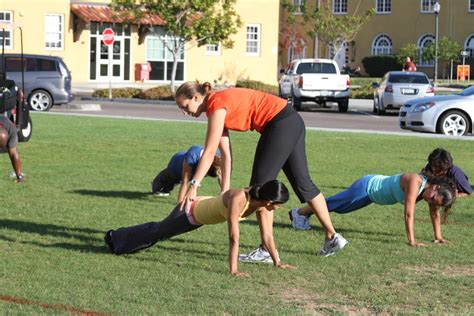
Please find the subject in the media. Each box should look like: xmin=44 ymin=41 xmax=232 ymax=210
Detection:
xmin=175 ymin=81 xmax=212 ymax=100
xmin=249 ymin=180 xmax=289 ymax=204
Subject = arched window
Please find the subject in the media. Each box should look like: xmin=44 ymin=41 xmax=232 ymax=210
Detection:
xmin=372 ymin=34 xmax=393 ymax=56
xmin=417 ymin=34 xmax=435 ymax=66
xmin=465 ymin=34 xmax=474 ymax=58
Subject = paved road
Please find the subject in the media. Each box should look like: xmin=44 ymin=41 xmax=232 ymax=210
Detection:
xmin=47 ymin=98 xmax=472 ymax=140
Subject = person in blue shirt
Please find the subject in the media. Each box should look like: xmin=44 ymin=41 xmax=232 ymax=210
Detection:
xmin=151 ymin=145 xmax=222 ymax=202
xmin=289 ymin=173 xmax=456 ymax=247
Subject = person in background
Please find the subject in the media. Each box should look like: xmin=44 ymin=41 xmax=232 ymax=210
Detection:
xmin=151 ymin=145 xmax=222 ymax=202
xmin=105 ymin=180 xmax=295 ymax=277
xmin=403 ymin=56 xmax=417 ymax=72
xmin=0 ymin=116 xmax=24 ymax=183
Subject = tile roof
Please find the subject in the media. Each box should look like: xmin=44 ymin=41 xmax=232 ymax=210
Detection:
xmin=71 ymin=3 xmax=165 ymax=25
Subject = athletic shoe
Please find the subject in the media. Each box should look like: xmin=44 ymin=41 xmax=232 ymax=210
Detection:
xmin=239 ymin=246 xmax=273 ymax=264
xmin=153 ymin=191 xmax=170 ymax=197
xmin=104 ymin=230 xmax=114 ymax=253
xmin=288 ymin=208 xmax=311 ymax=230
xmin=318 ymin=233 xmax=348 ymax=257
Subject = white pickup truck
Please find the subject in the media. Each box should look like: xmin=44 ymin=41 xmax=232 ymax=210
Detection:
xmin=278 ymin=58 xmax=350 ymax=112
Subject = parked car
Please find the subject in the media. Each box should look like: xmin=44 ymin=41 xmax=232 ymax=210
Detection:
xmin=399 ymin=85 xmax=474 ymax=136
xmin=279 ymin=58 xmax=350 ymax=112
xmin=372 ymin=71 xmax=434 ymax=115
xmin=2 ymin=54 xmax=74 ymax=111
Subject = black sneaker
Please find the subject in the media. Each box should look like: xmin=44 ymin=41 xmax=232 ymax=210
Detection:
xmin=104 ymin=230 xmax=115 ymax=253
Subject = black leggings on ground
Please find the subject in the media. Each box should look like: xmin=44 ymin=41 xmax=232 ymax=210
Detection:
xmin=110 ymin=205 xmax=201 ymax=255
xmin=250 ymin=104 xmax=320 ymax=203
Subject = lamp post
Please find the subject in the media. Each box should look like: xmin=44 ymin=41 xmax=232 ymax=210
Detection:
xmin=433 ymin=1 xmax=441 ymax=84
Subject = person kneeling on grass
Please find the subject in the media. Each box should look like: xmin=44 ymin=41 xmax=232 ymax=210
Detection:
xmin=151 ymin=145 xmax=223 ymax=201
xmin=289 ymin=173 xmax=455 ymax=246
xmin=105 ymin=180 xmax=295 ymax=277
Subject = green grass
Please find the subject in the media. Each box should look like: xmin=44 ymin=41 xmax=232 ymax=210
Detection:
xmin=1 ymin=114 xmax=473 ymax=314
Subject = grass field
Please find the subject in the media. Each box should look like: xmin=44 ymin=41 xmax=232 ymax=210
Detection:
xmin=1 ymin=113 xmax=473 ymax=314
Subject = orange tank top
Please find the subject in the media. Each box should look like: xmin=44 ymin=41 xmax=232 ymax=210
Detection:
xmin=206 ymin=88 xmax=287 ymax=133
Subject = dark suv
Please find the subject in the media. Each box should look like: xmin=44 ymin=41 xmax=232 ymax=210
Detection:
xmin=2 ymin=54 xmax=74 ymax=111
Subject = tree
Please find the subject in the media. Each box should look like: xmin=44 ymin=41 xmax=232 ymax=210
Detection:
xmin=396 ymin=43 xmax=419 ymax=65
xmin=111 ymin=0 xmax=242 ymax=92
xmin=279 ymin=1 xmax=311 ymax=64
xmin=422 ymin=37 xmax=461 ymax=79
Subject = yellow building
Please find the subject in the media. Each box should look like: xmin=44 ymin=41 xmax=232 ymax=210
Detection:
xmin=0 ymin=0 xmax=281 ymax=88
xmin=279 ymin=0 xmax=474 ymax=77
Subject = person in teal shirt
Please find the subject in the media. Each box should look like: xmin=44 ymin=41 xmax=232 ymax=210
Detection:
xmin=289 ymin=173 xmax=456 ymax=247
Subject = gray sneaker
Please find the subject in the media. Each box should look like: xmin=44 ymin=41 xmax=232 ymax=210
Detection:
xmin=318 ymin=233 xmax=348 ymax=257
xmin=289 ymin=208 xmax=311 ymax=230
xmin=239 ymin=246 xmax=273 ymax=263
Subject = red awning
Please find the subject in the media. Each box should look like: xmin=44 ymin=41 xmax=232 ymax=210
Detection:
xmin=71 ymin=4 xmax=165 ymax=25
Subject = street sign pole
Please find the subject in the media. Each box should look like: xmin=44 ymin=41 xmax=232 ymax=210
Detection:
xmin=102 ymin=28 xmax=115 ymax=100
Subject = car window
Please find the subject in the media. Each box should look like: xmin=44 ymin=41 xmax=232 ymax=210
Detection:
xmin=4 ymin=57 xmax=36 ymax=72
xmin=58 ymin=60 xmax=70 ymax=77
xmin=389 ymin=74 xmax=429 ymax=84
xmin=458 ymin=85 xmax=474 ymax=96
xmin=37 ymin=59 xmax=57 ymax=72
xmin=296 ymin=63 xmax=336 ymax=74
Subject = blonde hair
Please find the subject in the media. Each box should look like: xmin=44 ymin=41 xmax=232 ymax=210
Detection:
xmin=175 ymin=81 xmax=212 ymax=100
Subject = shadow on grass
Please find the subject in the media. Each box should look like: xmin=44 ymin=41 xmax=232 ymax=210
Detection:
xmin=71 ymin=189 xmax=151 ymax=200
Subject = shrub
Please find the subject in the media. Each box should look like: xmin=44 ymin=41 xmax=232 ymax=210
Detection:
xmin=235 ymin=79 xmax=279 ymax=95
xmin=361 ymin=55 xmax=402 ymax=77
xmin=350 ymin=84 xmax=374 ymax=99
xmin=139 ymin=85 xmax=174 ymax=100
xmin=92 ymin=88 xmax=142 ymax=99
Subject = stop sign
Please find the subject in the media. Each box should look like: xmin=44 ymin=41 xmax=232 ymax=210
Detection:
xmin=102 ymin=28 xmax=114 ymax=46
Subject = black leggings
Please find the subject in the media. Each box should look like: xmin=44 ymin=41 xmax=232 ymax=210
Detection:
xmin=109 ymin=205 xmax=202 ymax=255
xmin=250 ymin=104 xmax=320 ymax=202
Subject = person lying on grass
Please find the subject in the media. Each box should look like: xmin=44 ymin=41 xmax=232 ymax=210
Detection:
xmin=105 ymin=180 xmax=295 ymax=277
xmin=289 ymin=173 xmax=456 ymax=247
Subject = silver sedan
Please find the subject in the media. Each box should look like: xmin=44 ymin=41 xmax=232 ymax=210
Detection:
xmin=399 ymin=86 xmax=474 ymax=136
xmin=372 ymin=71 xmax=434 ymax=115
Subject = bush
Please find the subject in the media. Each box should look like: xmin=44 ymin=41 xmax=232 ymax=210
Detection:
xmin=139 ymin=85 xmax=174 ymax=100
xmin=361 ymin=55 xmax=402 ymax=77
xmin=350 ymin=84 xmax=374 ymax=99
xmin=235 ymin=79 xmax=279 ymax=95
xmin=92 ymin=88 xmax=142 ymax=99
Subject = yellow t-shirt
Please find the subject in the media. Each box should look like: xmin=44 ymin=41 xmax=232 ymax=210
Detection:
xmin=192 ymin=195 xmax=250 ymax=225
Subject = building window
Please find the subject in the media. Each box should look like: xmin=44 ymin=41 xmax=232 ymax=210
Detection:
xmin=376 ymin=0 xmax=391 ymax=13
xmin=205 ymin=43 xmax=221 ymax=56
xmin=470 ymin=0 xmax=474 ymax=12
xmin=417 ymin=34 xmax=435 ymax=66
xmin=246 ymin=24 xmax=260 ymax=56
xmin=421 ymin=0 xmax=437 ymax=13
xmin=465 ymin=34 xmax=474 ymax=57
xmin=146 ymin=29 xmax=184 ymax=81
xmin=293 ymin=0 xmax=303 ymax=14
xmin=0 ymin=11 xmax=13 ymax=49
xmin=333 ymin=0 xmax=348 ymax=14
xmin=372 ymin=34 xmax=393 ymax=55
xmin=45 ymin=14 xmax=64 ymax=50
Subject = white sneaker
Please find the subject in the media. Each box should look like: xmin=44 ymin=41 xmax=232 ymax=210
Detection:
xmin=318 ymin=233 xmax=348 ymax=257
xmin=289 ymin=208 xmax=311 ymax=230
xmin=239 ymin=246 xmax=273 ymax=264
xmin=153 ymin=191 xmax=170 ymax=197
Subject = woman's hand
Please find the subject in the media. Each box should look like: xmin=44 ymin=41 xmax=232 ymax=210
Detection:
xmin=433 ymin=238 xmax=449 ymax=244
xmin=231 ymin=271 xmax=249 ymax=278
xmin=276 ymin=263 xmax=296 ymax=270
xmin=180 ymin=184 xmax=198 ymax=211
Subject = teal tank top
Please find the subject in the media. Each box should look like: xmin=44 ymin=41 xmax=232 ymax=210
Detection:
xmin=367 ymin=174 xmax=427 ymax=205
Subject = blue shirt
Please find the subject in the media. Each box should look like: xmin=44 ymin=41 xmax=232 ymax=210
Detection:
xmin=367 ymin=174 xmax=427 ymax=205
xmin=167 ymin=145 xmax=221 ymax=178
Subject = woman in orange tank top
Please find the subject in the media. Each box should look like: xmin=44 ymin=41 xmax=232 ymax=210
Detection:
xmin=175 ymin=82 xmax=348 ymax=260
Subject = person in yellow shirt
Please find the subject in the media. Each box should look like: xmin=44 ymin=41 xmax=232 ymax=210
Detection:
xmin=104 ymin=180 xmax=295 ymax=277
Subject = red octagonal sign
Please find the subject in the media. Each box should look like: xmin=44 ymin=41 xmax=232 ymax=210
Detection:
xmin=102 ymin=28 xmax=115 ymax=46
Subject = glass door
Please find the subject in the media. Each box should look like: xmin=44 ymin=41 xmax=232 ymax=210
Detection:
xmin=97 ymin=36 xmax=124 ymax=81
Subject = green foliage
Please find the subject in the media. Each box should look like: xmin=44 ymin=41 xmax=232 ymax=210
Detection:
xmin=396 ymin=43 xmax=419 ymax=64
xmin=350 ymin=83 xmax=374 ymax=99
xmin=139 ymin=85 xmax=174 ymax=100
xmin=92 ymin=87 xmax=142 ymax=98
xmin=422 ymin=37 xmax=462 ymax=64
xmin=235 ymin=79 xmax=278 ymax=95
xmin=2 ymin=114 xmax=473 ymax=314
xmin=362 ymin=55 xmax=402 ymax=77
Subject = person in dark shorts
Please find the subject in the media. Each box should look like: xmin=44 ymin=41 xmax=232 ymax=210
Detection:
xmin=0 ymin=116 xmax=24 ymax=183
xmin=174 ymin=81 xmax=348 ymax=261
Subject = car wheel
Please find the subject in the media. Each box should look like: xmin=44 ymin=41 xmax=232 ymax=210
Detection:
xmin=291 ymin=90 xmax=302 ymax=111
xmin=373 ymin=97 xmax=378 ymax=113
xmin=437 ymin=111 xmax=470 ymax=136
xmin=337 ymin=99 xmax=349 ymax=113
xmin=29 ymin=89 xmax=53 ymax=111
xmin=376 ymin=97 xmax=386 ymax=115
xmin=18 ymin=116 xmax=33 ymax=142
